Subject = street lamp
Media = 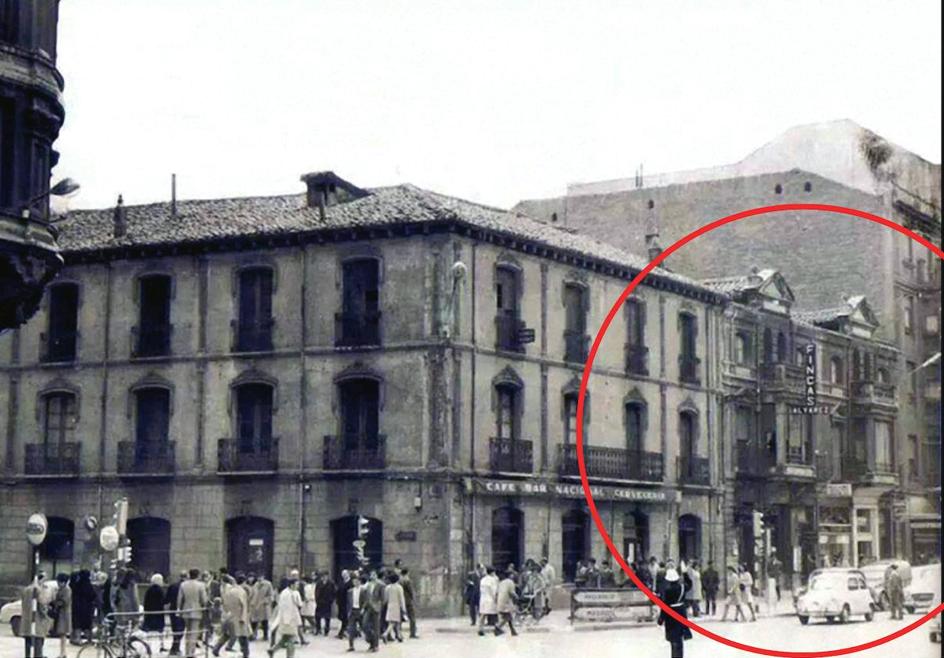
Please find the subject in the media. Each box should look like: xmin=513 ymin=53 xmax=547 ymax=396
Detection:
xmin=22 ymin=177 xmax=82 ymax=220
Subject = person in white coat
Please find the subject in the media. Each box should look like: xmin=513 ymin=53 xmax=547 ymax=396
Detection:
xmin=477 ymin=566 xmax=500 ymax=636
xmin=268 ymin=580 xmax=303 ymax=658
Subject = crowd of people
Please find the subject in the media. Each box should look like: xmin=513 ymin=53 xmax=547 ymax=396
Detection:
xmin=17 ymin=561 xmax=419 ymax=658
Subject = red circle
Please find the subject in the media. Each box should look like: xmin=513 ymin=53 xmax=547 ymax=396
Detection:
xmin=575 ymin=203 xmax=944 ymax=657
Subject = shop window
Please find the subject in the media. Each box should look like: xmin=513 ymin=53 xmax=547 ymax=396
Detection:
xmin=622 ymin=511 xmax=649 ymax=564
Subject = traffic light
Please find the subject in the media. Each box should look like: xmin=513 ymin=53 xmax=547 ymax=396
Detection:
xmin=113 ymin=499 xmax=128 ymax=536
xmin=357 ymin=515 xmax=369 ymax=539
xmin=752 ymin=510 xmax=764 ymax=537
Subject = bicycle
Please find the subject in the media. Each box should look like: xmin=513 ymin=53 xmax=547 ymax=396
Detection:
xmin=76 ymin=616 xmax=152 ymax=658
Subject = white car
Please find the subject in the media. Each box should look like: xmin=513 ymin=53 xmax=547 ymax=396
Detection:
xmin=905 ymin=564 xmax=942 ymax=614
xmin=0 ymin=599 xmax=22 ymax=636
xmin=796 ymin=571 xmax=875 ymax=625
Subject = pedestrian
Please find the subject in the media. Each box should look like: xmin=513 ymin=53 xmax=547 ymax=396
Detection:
xmin=22 ymin=570 xmax=52 ymax=658
xmin=477 ymin=566 xmax=500 ymax=636
xmin=249 ymin=573 xmax=275 ymax=641
xmin=166 ymin=571 xmax=188 ymax=656
xmin=335 ymin=570 xmax=352 ymax=639
xmin=399 ymin=567 xmax=418 ymax=638
xmin=494 ymin=570 xmax=518 ymax=636
xmin=738 ymin=565 xmax=757 ymax=622
xmin=361 ymin=571 xmax=385 ymax=653
xmin=177 ymin=568 xmax=209 ymax=658
xmin=50 ymin=572 xmax=72 ymax=658
xmin=143 ymin=574 xmax=167 ymax=651
xmin=720 ymin=566 xmax=745 ymax=622
xmin=213 ymin=575 xmax=250 ymax=658
xmin=886 ymin=564 xmax=905 ymax=620
xmin=768 ymin=551 xmax=783 ymax=603
xmin=345 ymin=573 xmax=366 ymax=652
xmin=657 ymin=568 xmax=693 ymax=658
xmin=114 ymin=570 xmax=140 ymax=630
xmin=463 ymin=570 xmax=480 ymax=626
xmin=382 ymin=572 xmax=408 ymax=642
xmin=525 ymin=563 xmax=547 ymax=620
xmin=300 ymin=575 xmax=316 ymax=635
xmin=701 ymin=562 xmax=719 ymax=617
xmin=539 ymin=557 xmax=555 ymax=615
xmin=99 ymin=572 xmax=115 ymax=639
xmin=686 ymin=562 xmax=702 ymax=617
xmin=71 ymin=569 xmax=96 ymax=644
xmin=575 ymin=560 xmax=589 ymax=588
xmin=315 ymin=571 xmax=337 ymax=636
xmin=268 ymin=579 xmax=302 ymax=658
xmin=655 ymin=562 xmax=668 ymax=597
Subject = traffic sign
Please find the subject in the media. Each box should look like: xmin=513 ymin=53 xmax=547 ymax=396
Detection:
xmin=26 ymin=513 xmax=47 ymax=546
xmin=100 ymin=525 xmax=119 ymax=551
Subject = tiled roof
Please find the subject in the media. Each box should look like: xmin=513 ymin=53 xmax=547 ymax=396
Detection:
xmin=793 ymin=306 xmax=851 ymax=324
xmin=61 ymin=184 xmax=719 ymax=296
xmin=701 ymin=269 xmax=777 ymax=294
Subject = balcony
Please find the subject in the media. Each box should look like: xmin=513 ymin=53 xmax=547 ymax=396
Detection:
xmin=495 ymin=314 xmax=525 ymax=353
xmin=679 ymin=355 xmax=701 ymax=385
xmin=736 ymin=442 xmax=774 ymax=477
xmin=40 ymin=330 xmax=77 ymax=363
xmin=775 ymin=446 xmax=815 ymax=479
xmin=217 ymin=438 xmax=279 ymax=474
xmin=816 ymin=452 xmax=835 ymax=481
xmin=24 ymin=442 xmax=80 ymax=477
xmin=489 ymin=437 xmax=533 ymax=473
xmin=841 ymin=457 xmax=898 ymax=486
xmin=625 ymin=344 xmax=649 ymax=376
xmin=133 ymin=324 xmax=173 ymax=358
xmin=117 ymin=441 xmax=175 ymax=476
xmin=335 ymin=311 xmax=382 ymax=348
xmin=851 ymin=380 xmax=897 ymax=406
xmin=558 ymin=444 xmax=663 ymax=483
xmin=759 ymin=362 xmax=805 ymax=392
xmin=235 ymin=319 xmax=274 ymax=353
xmin=677 ymin=456 xmax=710 ymax=486
xmin=323 ymin=435 xmax=386 ymax=470
xmin=564 ymin=330 xmax=590 ymax=364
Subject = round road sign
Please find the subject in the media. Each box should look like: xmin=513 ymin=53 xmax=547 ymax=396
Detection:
xmin=26 ymin=513 xmax=47 ymax=546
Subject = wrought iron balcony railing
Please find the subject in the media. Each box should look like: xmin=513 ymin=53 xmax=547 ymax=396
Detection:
xmin=24 ymin=442 xmax=80 ymax=476
xmin=323 ymin=434 xmax=387 ymax=470
xmin=679 ymin=355 xmax=700 ymax=384
xmin=489 ymin=437 xmax=533 ymax=473
xmin=133 ymin=324 xmax=173 ymax=358
xmin=564 ymin=330 xmax=590 ymax=364
xmin=558 ymin=444 xmax=663 ymax=482
xmin=218 ymin=438 xmax=279 ymax=473
xmin=625 ymin=344 xmax=649 ymax=376
xmin=234 ymin=319 xmax=274 ymax=352
xmin=677 ymin=455 xmax=710 ymax=485
xmin=40 ymin=330 xmax=78 ymax=363
xmin=117 ymin=440 xmax=176 ymax=475
xmin=335 ymin=311 xmax=382 ymax=347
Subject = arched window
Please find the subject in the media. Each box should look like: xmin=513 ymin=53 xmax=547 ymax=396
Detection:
xmin=762 ymin=328 xmax=774 ymax=364
xmin=877 ymin=367 xmax=889 ymax=384
xmin=495 ymin=383 xmax=520 ymax=440
xmin=127 ymin=517 xmax=171 ymax=581
xmin=42 ymin=390 xmax=77 ymax=452
xmin=39 ymin=517 xmax=74 ymax=576
xmin=830 ymin=356 xmax=844 ymax=384
xmin=678 ymin=514 xmax=702 ymax=562
xmin=491 ymin=506 xmax=523 ymax=571
xmin=226 ymin=516 xmax=275 ymax=580
xmin=679 ymin=411 xmax=697 ymax=462
xmin=561 ymin=509 xmax=589 ymax=581
xmin=776 ymin=332 xmax=788 ymax=363
xmin=625 ymin=401 xmax=646 ymax=453
xmin=563 ymin=392 xmax=583 ymax=445
xmin=331 ymin=515 xmax=382 ymax=579
xmin=735 ymin=332 xmax=752 ymax=365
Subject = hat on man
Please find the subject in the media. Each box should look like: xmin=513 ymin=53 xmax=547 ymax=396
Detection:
xmin=664 ymin=568 xmax=680 ymax=583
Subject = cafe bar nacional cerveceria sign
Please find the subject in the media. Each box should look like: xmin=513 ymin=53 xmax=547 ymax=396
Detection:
xmin=466 ymin=477 xmax=669 ymax=502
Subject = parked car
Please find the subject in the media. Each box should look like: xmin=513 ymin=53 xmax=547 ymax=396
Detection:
xmin=0 ymin=599 xmax=21 ymax=636
xmin=859 ymin=559 xmax=911 ymax=610
xmin=793 ymin=568 xmax=876 ymax=610
xmin=904 ymin=563 xmax=941 ymax=614
xmin=796 ymin=570 xmax=875 ymax=625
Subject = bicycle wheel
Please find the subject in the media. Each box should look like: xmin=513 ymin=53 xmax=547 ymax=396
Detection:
xmin=128 ymin=637 xmax=153 ymax=658
xmin=77 ymin=641 xmax=113 ymax=658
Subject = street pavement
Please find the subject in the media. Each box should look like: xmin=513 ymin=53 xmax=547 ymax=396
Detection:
xmin=0 ymin=611 xmax=939 ymax=658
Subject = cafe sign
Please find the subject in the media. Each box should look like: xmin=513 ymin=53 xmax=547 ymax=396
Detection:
xmin=465 ymin=477 xmax=669 ymax=503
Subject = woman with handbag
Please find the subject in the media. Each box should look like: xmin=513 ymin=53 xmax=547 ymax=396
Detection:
xmin=657 ymin=568 xmax=693 ymax=658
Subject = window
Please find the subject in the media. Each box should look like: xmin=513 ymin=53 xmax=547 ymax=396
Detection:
xmin=563 ymin=283 xmax=588 ymax=363
xmin=338 ymin=378 xmax=381 ymax=454
xmin=679 ymin=411 xmax=697 ymax=462
xmin=236 ymin=383 xmax=274 ymax=453
xmin=678 ymin=313 xmax=698 ymax=383
xmin=135 ymin=388 xmax=170 ymax=446
xmin=563 ymin=393 xmax=581 ymax=445
xmin=495 ymin=384 xmax=519 ymax=440
xmin=852 ymin=349 xmax=862 ymax=381
xmin=795 ymin=345 xmax=806 ymax=367
xmin=136 ymin=275 xmax=172 ymax=357
xmin=786 ymin=413 xmax=812 ymax=464
xmin=338 ymin=259 xmax=381 ymax=346
xmin=43 ymin=392 xmax=76 ymax=451
xmin=877 ymin=367 xmax=889 ymax=384
xmin=626 ymin=299 xmax=647 ymax=375
xmin=626 ymin=402 xmax=645 ymax=453
xmin=44 ymin=283 xmax=79 ymax=362
xmin=926 ymin=314 xmax=940 ymax=336
xmin=735 ymin=332 xmax=752 ymax=365
xmin=907 ymin=361 xmax=917 ymax=403
xmin=874 ymin=422 xmax=892 ymax=472
xmin=774 ymin=184 xmax=783 ymax=194
xmin=762 ymin=328 xmax=774 ymax=364
xmin=830 ymin=356 xmax=843 ymax=384
xmin=495 ymin=266 xmax=522 ymax=351
xmin=908 ymin=435 xmax=919 ymax=477
xmin=917 ymin=259 xmax=926 ymax=283
xmin=39 ymin=517 xmax=73 ymax=576
xmin=776 ymin=332 xmax=788 ymax=363
xmin=804 ymin=181 xmax=812 ymax=192
xmin=236 ymin=268 xmax=274 ymax=352
xmin=903 ymin=296 xmax=914 ymax=335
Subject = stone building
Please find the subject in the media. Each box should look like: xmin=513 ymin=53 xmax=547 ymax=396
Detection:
xmin=0 ymin=172 xmax=728 ymax=613
xmin=707 ymin=268 xmax=899 ymax=585
xmin=1 ymin=0 xmax=67 ymax=331
xmin=514 ymin=120 xmax=941 ymax=563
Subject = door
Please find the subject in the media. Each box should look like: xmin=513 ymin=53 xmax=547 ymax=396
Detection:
xmin=226 ymin=516 xmax=274 ymax=580
xmin=623 ymin=511 xmax=649 ymax=565
xmin=126 ymin=517 xmax=171 ymax=581
xmin=236 ymin=383 xmax=274 ymax=453
xmin=491 ymin=507 xmax=523 ymax=571
xmin=331 ymin=515 xmax=383 ymax=579
xmin=678 ymin=514 xmax=702 ymax=562
xmin=562 ymin=510 xmax=589 ymax=582
xmin=339 ymin=379 xmax=380 ymax=452
xmin=626 ymin=403 xmax=644 ymax=454
xmin=136 ymin=388 xmax=170 ymax=460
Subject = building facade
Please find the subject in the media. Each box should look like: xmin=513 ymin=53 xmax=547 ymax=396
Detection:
xmin=1 ymin=172 xmax=731 ymax=613
xmin=514 ymin=120 xmax=941 ymax=564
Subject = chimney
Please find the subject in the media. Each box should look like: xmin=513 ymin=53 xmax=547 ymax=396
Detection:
xmin=113 ymin=194 xmax=127 ymax=238
xmin=300 ymin=171 xmax=369 ymax=221
xmin=171 ymin=173 xmax=177 ymax=218
xmin=643 ymin=198 xmax=663 ymax=264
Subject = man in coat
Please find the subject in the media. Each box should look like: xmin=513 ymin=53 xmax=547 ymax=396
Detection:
xmin=177 ymin=569 xmax=209 ymax=658
xmin=335 ymin=570 xmax=352 ymax=639
xmin=493 ymin=571 xmax=518 ymax=636
xmin=886 ymin=564 xmax=905 ymax=620
xmin=345 ymin=572 xmax=365 ymax=652
xmin=477 ymin=566 xmax=500 ymax=636
xmin=166 ymin=571 xmax=188 ymax=655
xmin=701 ymin=562 xmax=720 ymax=617
xmin=315 ymin=571 xmax=337 ymax=636
xmin=21 ymin=571 xmax=52 ymax=658
xmin=213 ymin=575 xmax=250 ymax=658
xmin=657 ymin=568 xmax=693 ymax=658
xmin=399 ymin=567 xmax=418 ymax=639
xmin=249 ymin=573 xmax=275 ymax=641
xmin=360 ymin=571 xmax=385 ymax=653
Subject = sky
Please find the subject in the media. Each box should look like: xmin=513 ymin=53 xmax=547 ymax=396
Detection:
xmin=53 ymin=0 xmax=942 ymax=211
